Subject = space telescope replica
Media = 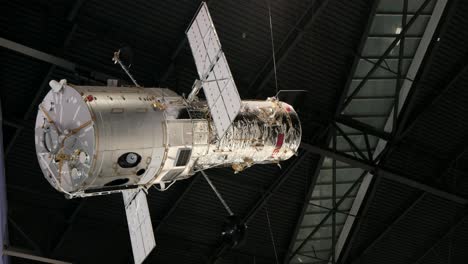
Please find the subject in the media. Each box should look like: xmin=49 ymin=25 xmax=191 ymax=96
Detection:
xmin=34 ymin=2 xmax=301 ymax=263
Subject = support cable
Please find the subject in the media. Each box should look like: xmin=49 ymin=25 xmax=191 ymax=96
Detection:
xmin=265 ymin=206 xmax=279 ymax=264
xmin=267 ymin=0 xmax=279 ymax=95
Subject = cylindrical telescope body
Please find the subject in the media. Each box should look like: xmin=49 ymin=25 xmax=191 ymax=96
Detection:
xmin=35 ymin=84 xmax=301 ymax=197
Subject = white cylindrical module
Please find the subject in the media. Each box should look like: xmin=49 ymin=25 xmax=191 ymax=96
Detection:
xmin=35 ymin=83 xmax=301 ymax=198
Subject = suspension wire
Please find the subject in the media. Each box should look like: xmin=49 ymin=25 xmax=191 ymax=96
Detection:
xmin=265 ymin=205 xmax=279 ymax=264
xmin=267 ymin=0 xmax=279 ymax=95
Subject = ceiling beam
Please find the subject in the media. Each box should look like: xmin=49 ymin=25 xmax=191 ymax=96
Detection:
xmin=0 ymin=100 xmax=7 ymax=264
xmin=334 ymin=0 xmax=450 ymax=260
xmin=394 ymin=61 xmax=468 ymax=143
xmin=0 ymin=40 xmax=115 ymax=86
xmin=340 ymin=0 xmax=454 ymax=263
xmin=412 ymin=213 xmax=468 ymax=264
xmin=50 ymin=200 xmax=86 ymax=257
xmin=340 ymin=0 xmax=434 ymax=111
xmin=351 ymin=139 xmax=468 ymax=263
xmin=282 ymin=153 xmax=327 ymax=264
xmin=7 ymin=217 xmax=42 ymax=255
xmin=394 ymin=0 xmax=462 ymax=140
xmin=3 ymin=246 xmax=71 ymax=264
xmin=287 ymin=170 xmax=368 ymax=262
xmin=332 ymin=0 xmax=381 ymax=117
xmin=300 ymin=142 xmax=468 ymax=205
xmin=286 ymin=1 xmax=380 ymax=261
xmin=335 ymin=115 xmax=392 ymax=141
xmin=155 ymin=175 xmax=200 ymax=233
xmin=349 ymin=193 xmax=426 ymax=263
xmin=24 ymin=0 xmax=86 ymax=122
xmin=0 ymin=38 xmax=75 ymax=71
xmin=3 ymin=0 xmax=117 ymax=158
xmin=243 ymin=152 xmax=308 ymax=224
xmin=247 ymin=0 xmax=329 ymax=97
xmin=0 ymin=0 xmax=85 ymax=71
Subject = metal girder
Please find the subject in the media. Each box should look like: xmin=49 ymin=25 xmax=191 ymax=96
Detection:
xmin=6 ymin=194 xmax=127 ymax=231
xmin=7 ymin=217 xmax=42 ymax=255
xmin=380 ymin=62 xmax=468 ymax=173
xmin=341 ymin=0 xmax=434 ymax=111
xmin=307 ymin=202 xmax=356 ymax=217
xmin=296 ymin=1 xmax=451 ymax=262
xmin=155 ymin=175 xmax=200 ymax=232
xmin=4 ymin=0 xmax=91 ymax=159
xmin=394 ymin=0 xmax=460 ymax=140
xmin=208 ymin=151 xmax=309 ymax=263
xmin=247 ymin=0 xmax=328 ymax=97
xmin=356 ymin=56 xmax=415 ymax=83
xmin=334 ymin=124 xmax=368 ymax=161
xmin=3 ymin=128 xmax=21 ymax=161
xmin=443 ymin=143 xmax=468 ymax=183
xmin=12 ymin=1 xmax=88 ymax=245
xmin=0 ymin=100 xmax=7 ymax=264
xmin=335 ymin=115 xmax=392 ymax=141
xmin=0 ymin=38 xmax=75 ymax=71
xmin=337 ymin=175 xmax=380 ymax=264
xmin=333 ymin=0 xmax=451 ymax=261
xmin=333 ymin=0 xmax=381 ymax=117
xmin=4 ymin=67 xmax=53 ymax=158
xmin=24 ymin=67 xmax=56 ymax=122
xmin=284 ymin=1 xmax=380 ymax=260
xmin=50 ymin=200 xmax=86 ymax=256
xmin=350 ymin=193 xmax=426 ymax=263
xmin=393 ymin=0 xmax=408 ymax=131
xmin=0 ymin=0 xmax=83 ymax=71
xmin=300 ymin=142 xmax=468 ymax=205
xmin=3 ymin=246 xmax=71 ymax=264
xmin=331 ymin=132 xmax=337 ymax=264
xmin=395 ymin=61 xmax=468 ymax=143
xmin=244 ymin=152 xmax=308 ymax=224
xmin=2 ymin=119 xmax=26 ymax=129
xmin=282 ymin=154 xmax=327 ymax=264
xmin=202 ymin=174 xmax=316 ymax=208
xmin=157 ymin=232 xmax=278 ymax=263
xmin=412 ymin=213 xmax=468 ymax=264
xmin=287 ymin=171 xmax=368 ymax=262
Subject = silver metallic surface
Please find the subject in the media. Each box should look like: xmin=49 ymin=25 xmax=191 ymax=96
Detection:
xmin=191 ymin=99 xmax=301 ymax=172
xmin=122 ymin=189 xmax=156 ymax=264
xmin=35 ymin=83 xmax=301 ymax=198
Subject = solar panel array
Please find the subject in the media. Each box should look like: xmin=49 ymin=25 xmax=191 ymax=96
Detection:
xmin=122 ymin=190 xmax=156 ymax=264
xmin=187 ymin=2 xmax=241 ymax=138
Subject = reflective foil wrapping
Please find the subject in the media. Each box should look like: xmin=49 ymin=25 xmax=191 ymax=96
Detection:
xmin=192 ymin=99 xmax=302 ymax=173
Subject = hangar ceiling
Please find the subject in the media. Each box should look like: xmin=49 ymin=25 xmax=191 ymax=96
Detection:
xmin=1 ymin=0 xmax=468 ymax=264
